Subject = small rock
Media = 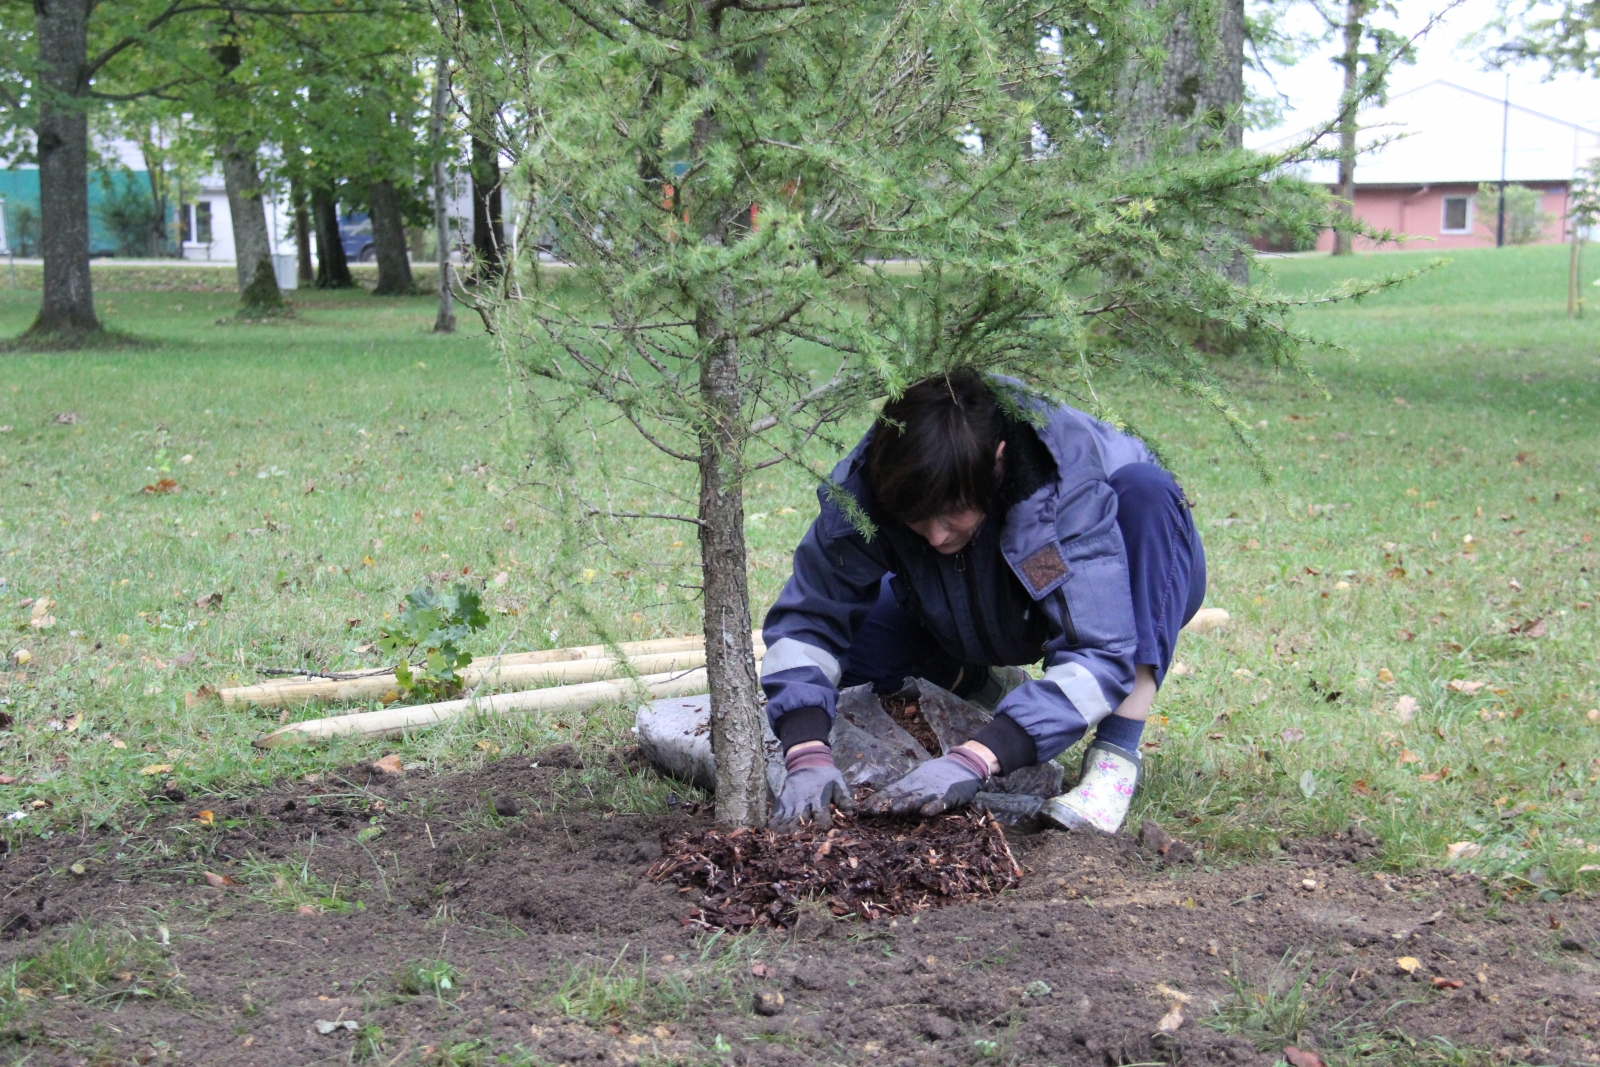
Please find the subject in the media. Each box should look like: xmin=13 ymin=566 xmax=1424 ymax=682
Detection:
xmin=1156 ymin=1005 xmax=1185 ymax=1033
xmin=1138 ymin=818 xmax=1174 ymax=855
xmin=494 ymin=795 xmax=521 ymax=817
xmin=753 ymin=990 xmax=785 ymax=1017
xmin=920 ymin=1014 xmax=956 ymax=1040
xmin=371 ymin=754 xmax=404 ymax=775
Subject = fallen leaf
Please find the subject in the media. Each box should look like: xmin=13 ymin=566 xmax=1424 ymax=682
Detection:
xmin=53 ymin=412 xmax=79 ymax=425
xmin=1284 ymin=1048 xmax=1327 ymax=1067
xmin=141 ymin=478 xmax=179 ymax=494
xmin=172 ymin=651 xmax=196 ymax=668
xmin=69 ymin=861 xmax=86 ymax=876
xmin=11 ymin=649 xmax=31 ymax=666
xmin=194 ymin=810 xmax=215 ymax=827
xmin=315 ymin=1019 xmax=358 ymax=1035
xmin=1511 ymin=617 xmax=1546 ymax=638
xmin=1432 ymin=977 xmax=1464 ymax=989
xmin=1351 ymin=779 xmax=1371 ymax=797
xmin=1280 ymin=727 xmax=1305 ymax=743
xmin=1446 ymin=841 xmax=1482 ymax=862
xmin=750 ymin=961 xmax=771 ymax=979
xmin=493 ymin=571 xmax=509 ymax=586
xmin=1397 ymin=749 xmax=1421 ymax=765
xmin=1156 ymin=1006 xmax=1185 ymax=1033
xmin=1377 ymin=668 xmax=1395 ymax=684
xmin=1396 ymin=957 xmax=1420 ymax=974
xmin=193 ymin=592 xmax=223 ymax=609
xmin=203 ymin=871 xmax=240 ymax=888
xmin=1395 ymin=695 xmax=1418 ymax=723
xmin=1417 ymin=768 xmax=1450 ymax=782
xmin=1386 ymin=566 xmax=1406 ymax=579
xmin=372 ymin=754 xmax=404 ymax=775
xmin=184 ymin=686 xmax=218 ymax=709
xmin=62 ymin=714 xmax=81 ymax=732
xmin=1398 ymin=629 xmax=1416 ymax=642
xmin=140 ymin=764 xmax=174 ymax=775
xmin=298 ymin=903 xmax=319 ymax=916
xmin=0 ymin=775 xmax=13 ymax=785
xmin=1447 ymin=680 xmax=1487 ymax=695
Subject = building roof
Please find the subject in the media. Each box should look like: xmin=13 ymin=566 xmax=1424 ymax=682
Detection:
xmin=1261 ymin=79 xmax=1600 ymax=186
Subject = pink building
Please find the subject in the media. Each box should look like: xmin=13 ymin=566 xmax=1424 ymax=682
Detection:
xmin=1261 ymin=81 xmax=1600 ymax=253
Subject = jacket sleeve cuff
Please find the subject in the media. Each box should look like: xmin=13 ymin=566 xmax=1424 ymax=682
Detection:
xmin=773 ymin=706 xmax=832 ymax=750
xmin=972 ymin=713 xmax=1038 ymax=776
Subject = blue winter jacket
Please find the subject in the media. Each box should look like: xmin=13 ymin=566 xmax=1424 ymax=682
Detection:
xmin=760 ymin=389 xmax=1155 ymax=766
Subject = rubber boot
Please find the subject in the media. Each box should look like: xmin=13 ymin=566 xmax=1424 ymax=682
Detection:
xmin=1043 ymin=739 xmax=1143 ymax=834
xmin=969 ymin=665 xmax=1030 ymax=714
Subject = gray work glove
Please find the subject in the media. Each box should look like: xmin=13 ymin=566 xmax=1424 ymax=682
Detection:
xmin=862 ymin=750 xmax=988 ymax=817
xmin=770 ymin=744 xmax=853 ymax=831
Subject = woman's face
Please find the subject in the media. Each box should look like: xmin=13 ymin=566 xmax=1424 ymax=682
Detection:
xmin=903 ymin=440 xmax=1004 ymax=555
xmin=907 ymin=509 xmax=986 ymax=554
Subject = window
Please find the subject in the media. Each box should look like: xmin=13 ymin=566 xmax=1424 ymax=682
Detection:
xmin=179 ymin=203 xmax=191 ymax=243
xmin=194 ymin=201 xmax=213 ymax=244
xmin=1441 ymin=196 xmax=1470 ymax=234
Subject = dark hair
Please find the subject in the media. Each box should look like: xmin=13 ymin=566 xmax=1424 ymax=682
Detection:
xmin=864 ymin=368 xmax=1003 ymax=523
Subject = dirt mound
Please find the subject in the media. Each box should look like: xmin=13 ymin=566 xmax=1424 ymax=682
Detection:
xmin=0 ymin=750 xmax=1597 ymax=1067
xmin=651 ymin=811 xmax=1022 ymax=928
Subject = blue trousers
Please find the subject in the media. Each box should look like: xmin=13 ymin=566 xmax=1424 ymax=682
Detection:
xmin=838 ymin=462 xmax=1206 ymax=701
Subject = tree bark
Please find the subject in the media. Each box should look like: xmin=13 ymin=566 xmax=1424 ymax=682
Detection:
xmin=311 ymin=186 xmax=354 ymax=289
xmin=29 ymin=0 xmax=100 ymax=337
xmin=1333 ymin=0 xmax=1363 ymax=256
xmin=291 ymin=180 xmax=315 ymax=284
xmin=470 ymin=88 xmax=504 ymax=279
xmin=221 ymin=140 xmax=285 ymax=314
xmin=696 ymin=319 xmax=769 ymax=828
xmin=1117 ymin=0 xmax=1248 ymax=282
xmin=368 ymin=179 xmax=415 ymax=295
xmin=431 ymin=55 xmax=456 ymax=333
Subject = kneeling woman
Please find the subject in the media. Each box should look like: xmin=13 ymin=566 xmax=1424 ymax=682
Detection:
xmin=761 ymin=369 xmax=1205 ymax=833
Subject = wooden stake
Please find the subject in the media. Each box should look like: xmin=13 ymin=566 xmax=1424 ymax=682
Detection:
xmin=253 ymin=664 xmax=735 ymax=747
xmin=221 ymin=633 xmax=757 ymax=708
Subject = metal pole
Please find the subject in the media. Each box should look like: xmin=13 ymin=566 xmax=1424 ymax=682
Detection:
xmin=1497 ymin=74 xmax=1509 ymax=247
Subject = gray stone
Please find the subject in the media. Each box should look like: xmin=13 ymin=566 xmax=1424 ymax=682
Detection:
xmin=634 ymin=695 xmax=783 ymax=796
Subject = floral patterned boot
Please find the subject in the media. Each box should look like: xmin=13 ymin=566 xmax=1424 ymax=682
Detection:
xmin=1043 ymin=739 xmax=1142 ymax=834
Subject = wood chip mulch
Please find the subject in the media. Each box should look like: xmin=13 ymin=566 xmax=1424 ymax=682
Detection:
xmin=648 ymin=811 xmax=1023 ymax=930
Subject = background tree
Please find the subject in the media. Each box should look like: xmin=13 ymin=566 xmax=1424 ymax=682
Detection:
xmin=1118 ymin=0 xmax=1248 ymax=280
xmin=465 ymin=0 xmax=1381 ymax=826
xmin=1566 ymin=158 xmax=1600 ymax=316
xmin=1488 ymin=0 xmax=1600 ymax=72
xmin=1474 ymin=181 xmax=1551 ymax=245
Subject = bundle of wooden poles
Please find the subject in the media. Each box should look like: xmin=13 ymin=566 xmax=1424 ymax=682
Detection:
xmin=240 ymin=633 xmax=765 ymax=748
xmin=238 ymin=607 xmax=1229 ymax=749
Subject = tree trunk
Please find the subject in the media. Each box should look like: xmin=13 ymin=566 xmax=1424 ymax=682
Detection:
xmin=470 ymin=88 xmax=504 ymax=279
xmin=1333 ymin=0 xmax=1363 ymax=256
xmin=1118 ymin=0 xmax=1248 ymax=282
xmin=696 ymin=321 xmax=769 ymax=828
xmin=1570 ymin=224 xmax=1583 ymax=318
xmin=291 ymin=180 xmax=315 ymax=284
xmin=312 ymin=186 xmax=354 ymax=289
xmin=369 ymin=179 xmax=415 ymax=295
xmin=431 ymin=55 xmax=456 ymax=333
xmin=221 ymin=140 xmax=285 ymax=314
xmin=29 ymin=0 xmax=100 ymax=337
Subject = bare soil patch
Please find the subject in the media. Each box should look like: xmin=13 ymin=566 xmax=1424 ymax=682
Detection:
xmin=2 ymin=750 xmax=1597 ymax=1066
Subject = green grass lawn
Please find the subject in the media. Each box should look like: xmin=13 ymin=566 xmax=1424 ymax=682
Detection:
xmin=0 ymin=246 xmax=1596 ymax=896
